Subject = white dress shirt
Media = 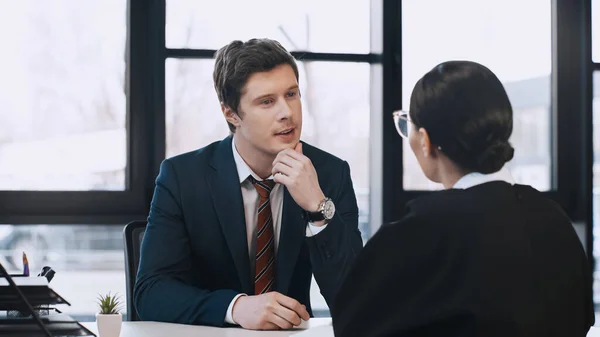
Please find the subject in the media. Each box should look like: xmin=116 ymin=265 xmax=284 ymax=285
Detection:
xmin=225 ymin=138 xmax=327 ymax=324
xmin=452 ymin=167 xmax=515 ymax=189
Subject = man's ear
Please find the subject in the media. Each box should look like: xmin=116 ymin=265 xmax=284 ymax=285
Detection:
xmin=221 ymin=103 xmax=241 ymax=128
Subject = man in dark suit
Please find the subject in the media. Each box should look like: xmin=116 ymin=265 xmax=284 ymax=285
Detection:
xmin=134 ymin=38 xmax=363 ymax=330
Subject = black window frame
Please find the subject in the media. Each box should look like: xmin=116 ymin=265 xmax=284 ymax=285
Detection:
xmin=0 ymin=0 xmax=157 ymax=225
xmin=381 ymin=0 xmax=595 ymax=266
xmin=382 ymin=0 xmax=598 ymax=264
xmin=0 ymin=0 xmax=595 ymax=273
xmin=0 ymin=0 xmax=383 ymax=225
xmin=153 ymin=0 xmax=385 ymax=236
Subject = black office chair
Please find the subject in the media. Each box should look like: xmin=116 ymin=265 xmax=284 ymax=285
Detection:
xmin=123 ymin=220 xmax=147 ymax=321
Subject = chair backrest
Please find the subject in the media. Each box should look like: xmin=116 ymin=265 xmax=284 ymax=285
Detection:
xmin=123 ymin=220 xmax=147 ymax=321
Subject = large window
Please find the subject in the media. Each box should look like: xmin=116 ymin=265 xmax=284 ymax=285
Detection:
xmin=401 ymin=0 xmax=552 ymax=191
xmin=0 ymin=0 xmax=133 ymax=320
xmin=0 ymin=0 xmax=377 ymax=320
xmin=0 ymin=224 xmax=126 ymax=321
xmin=592 ymin=0 xmax=600 ymax=308
xmin=164 ymin=1 xmax=377 ymax=314
xmin=594 ymin=0 xmax=599 ymax=62
xmin=165 ymin=59 xmax=224 ymax=157
xmin=165 ymin=59 xmax=372 ymax=239
xmin=593 ymin=72 xmax=600 ymax=304
xmin=166 ymin=0 xmax=370 ymax=53
xmin=0 ymin=1 xmax=127 ymax=191
xmin=3 ymin=0 xmax=596 ymax=321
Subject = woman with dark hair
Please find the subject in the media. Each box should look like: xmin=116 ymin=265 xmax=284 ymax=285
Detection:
xmin=331 ymin=61 xmax=594 ymax=337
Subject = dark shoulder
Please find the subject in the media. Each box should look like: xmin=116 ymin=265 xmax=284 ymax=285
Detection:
xmin=407 ymin=181 xmax=511 ymax=213
xmin=160 ymin=137 xmax=228 ymax=181
xmin=406 ymin=182 xmax=570 ymax=224
xmin=511 ymin=183 xmax=572 ymax=221
xmin=165 ymin=138 xmax=224 ymax=167
xmin=301 ymin=141 xmax=347 ymax=170
xmin=399 ymin=187 xmax=479 ymax=228
xmin=376 ymin=210 xmax=423 ymax=238
xmin=365 ymin=208 xmax=443 ymax=258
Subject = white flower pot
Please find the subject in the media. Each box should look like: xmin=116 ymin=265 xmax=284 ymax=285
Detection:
xmin=96 ymin=313 xmax=122 ymax=337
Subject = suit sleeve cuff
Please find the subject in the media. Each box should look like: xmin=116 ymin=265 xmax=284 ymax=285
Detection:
xmin=225 ymin=294 xmax=246 ymax=324
xmin=306 ymin=222 xmax=328 ymax=237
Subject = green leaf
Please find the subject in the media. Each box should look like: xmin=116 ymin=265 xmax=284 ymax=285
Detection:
xmin=96 ymin=292 xmax=123 ymax=315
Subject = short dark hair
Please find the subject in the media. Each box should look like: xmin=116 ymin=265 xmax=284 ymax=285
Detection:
xmin=213 ymin=38 xmax=299 ymax=133
xmin=409 ymin=60 xmax=515 ymax=174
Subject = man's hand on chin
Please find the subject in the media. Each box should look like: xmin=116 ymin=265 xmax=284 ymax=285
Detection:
xmin=272 ymin=142 xmax=326 ymax=220
xmin=231 ymin=292 xmax=310 ymax=330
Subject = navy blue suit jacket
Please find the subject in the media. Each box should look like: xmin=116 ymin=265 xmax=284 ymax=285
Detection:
xmin=134 ymin=136 xmax=363 ymax=326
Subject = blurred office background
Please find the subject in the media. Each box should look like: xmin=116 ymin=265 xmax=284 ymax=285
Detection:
xmin=0 ymin=0 xmax=598 ymax=322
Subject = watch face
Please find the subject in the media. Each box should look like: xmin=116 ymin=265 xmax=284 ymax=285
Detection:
xmin=323 ymin=199 xmax=335 ymax=219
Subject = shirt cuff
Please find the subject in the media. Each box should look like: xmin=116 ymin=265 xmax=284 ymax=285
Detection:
xmin=305 ymin=222 xmax=328 ymax=237
xmin=225 ymin=293 xmax=246 ymax=324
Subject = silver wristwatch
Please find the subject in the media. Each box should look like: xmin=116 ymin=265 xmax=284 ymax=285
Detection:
xmin=307 ymin=198 xmax=336 ymax=222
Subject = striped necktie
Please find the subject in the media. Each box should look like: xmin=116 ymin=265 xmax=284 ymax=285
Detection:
xmin=251 ymin=178 xmax=276 ymax=295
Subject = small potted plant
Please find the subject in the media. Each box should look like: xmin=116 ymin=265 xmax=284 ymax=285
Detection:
xmin=96 ymin=292 xmax=123 ymax=337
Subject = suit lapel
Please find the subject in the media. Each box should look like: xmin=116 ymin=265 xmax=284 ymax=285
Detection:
xmin=275 ymin=188 xmax=306 ymax=295
xmin=207 ymin=137 xmax=253 ymax=295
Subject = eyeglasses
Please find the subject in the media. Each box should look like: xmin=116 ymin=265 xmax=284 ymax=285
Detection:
xmin=392 ymin=110 xmax=412 ymax=139
xmin=392 ymin=110 xmax=444 ymax=151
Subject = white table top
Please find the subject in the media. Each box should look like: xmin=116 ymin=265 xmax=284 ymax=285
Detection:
xmin=82 ymin=320 xmax=600 ymax=337
xmin=588 ymin=327 xmax=600 ymax=337
xmin=82 ymin=318 xmax=332 ymax=337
